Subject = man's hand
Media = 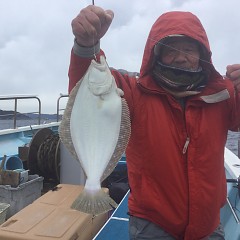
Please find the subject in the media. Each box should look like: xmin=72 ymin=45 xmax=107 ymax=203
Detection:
xmin=72 ymin=5 xmax=114 ymax=47
xmin=226 ymin=64 xmax=240 ymax=91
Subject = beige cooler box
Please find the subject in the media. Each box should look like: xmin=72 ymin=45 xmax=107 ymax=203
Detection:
xmin=0 ymin=184 xmax=109 ymax=240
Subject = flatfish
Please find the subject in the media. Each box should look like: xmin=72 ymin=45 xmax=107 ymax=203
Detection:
xmin=59 ymin=56 xmax=131 ymax=215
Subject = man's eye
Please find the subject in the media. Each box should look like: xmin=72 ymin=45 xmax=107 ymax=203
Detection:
xmin=185 ymin=48 xmax=194 ymax=52
xmin=167 ymin=49 xmax=178 ymax=55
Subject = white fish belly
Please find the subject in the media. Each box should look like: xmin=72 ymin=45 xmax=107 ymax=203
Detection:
xmin=70 ymin=75 xmax=122 ymax=190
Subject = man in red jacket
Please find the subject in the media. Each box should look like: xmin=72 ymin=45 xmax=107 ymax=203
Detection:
xmin=68 ymin=5 xmax=240 ymax=240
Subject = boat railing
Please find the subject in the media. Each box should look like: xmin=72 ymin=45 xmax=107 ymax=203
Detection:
xmin=56 ymin=94 xmax=69 ymax=122
xmin=0 ymin=94 xmax=69 ymax=129
xmin=0 ymin=95 xmax=41 ymax=129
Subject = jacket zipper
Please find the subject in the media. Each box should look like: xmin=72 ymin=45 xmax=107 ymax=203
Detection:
xmin=138 ymin=81 xmax=191 ymax=154
xmin=182 ymin=137 xmax=190 ymax=154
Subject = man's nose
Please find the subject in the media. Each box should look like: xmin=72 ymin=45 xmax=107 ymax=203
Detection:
xmin=173 ymin=50 xmax=187 ymax=62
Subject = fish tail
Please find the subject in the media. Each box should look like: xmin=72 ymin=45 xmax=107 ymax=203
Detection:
xmin=71 ymin=188 xmax=118 ymax=215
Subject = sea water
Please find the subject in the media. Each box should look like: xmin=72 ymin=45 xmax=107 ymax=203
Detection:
xmin=226 ymin=130 xmax=240 ymax=156
xmin=0 ymin=119 xmax=55 ymax=130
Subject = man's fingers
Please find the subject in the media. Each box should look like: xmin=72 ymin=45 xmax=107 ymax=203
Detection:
xmin=226 ymin=64 xmax=240 ymax=80
xmin=105 ymin=10 xmax=114 ymax=23
xmin=230 ymin=69 xmax=240 ymax=81
xmin=227 ymin=64 xmax=240 ymax=72
xmin=71 ymin=5 xmax=114 ymax=47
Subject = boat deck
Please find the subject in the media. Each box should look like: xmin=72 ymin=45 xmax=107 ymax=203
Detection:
xmin=94 ymin=191 xmax=130 ymax=240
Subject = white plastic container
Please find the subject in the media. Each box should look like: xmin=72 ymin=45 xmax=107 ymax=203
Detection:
xmin=0 ymin=203 xmax=10 ymax=224
xmin=0 ymin=175 xmax=43 ymax=218
xmin=13 ymin=169 xmax=29 ymax=184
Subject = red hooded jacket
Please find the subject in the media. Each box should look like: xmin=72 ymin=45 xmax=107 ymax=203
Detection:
xmin=68 ymin=11 xmax=240 ymax=240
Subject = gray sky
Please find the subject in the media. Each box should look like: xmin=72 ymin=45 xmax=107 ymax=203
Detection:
xmin=0 ymin=0 xmax=239 ymax=114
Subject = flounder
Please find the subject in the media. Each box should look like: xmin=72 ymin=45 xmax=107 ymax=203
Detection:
xmin=59 ymin=56 xmax=131 ymax=215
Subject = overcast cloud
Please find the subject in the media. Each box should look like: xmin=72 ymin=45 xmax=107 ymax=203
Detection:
xmin=0 ymin=0 xmax=239 ymax=114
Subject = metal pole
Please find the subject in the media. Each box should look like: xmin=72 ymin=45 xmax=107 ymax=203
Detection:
xmin=238 ymin=134 xmax=240 ymax=158
xmin=226 ymin=197 xmax=240 ymax=224
xmin=14 ymin=99 xmax=17 ymax=128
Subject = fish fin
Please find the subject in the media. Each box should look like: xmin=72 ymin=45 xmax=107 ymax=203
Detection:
xmin=101 ymin=98 xmax=131 ymax=181
xmin=116 ymin=88 xmax=124 ymax=97
xmin=71 ymin=188 xmax=118 ymax=216
xmin=59 ymin=80 xmax=81 ymax=161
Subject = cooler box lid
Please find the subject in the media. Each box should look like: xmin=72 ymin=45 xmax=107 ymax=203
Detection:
xmin=0 ymin=184 xmax=108 ymax=240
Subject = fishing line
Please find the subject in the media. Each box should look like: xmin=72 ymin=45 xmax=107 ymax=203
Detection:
xmin=92 ymin=0 xmax=212 ymax=65
xmin=91 ymin=0 xmax=97 ymax=60
xmin=92 ymin=37 xmax=97 ymax=60
xmin=148 ymin=37 xmax=213 ymax=66
xmin=89 ymin=1 xmax=211 ymax=66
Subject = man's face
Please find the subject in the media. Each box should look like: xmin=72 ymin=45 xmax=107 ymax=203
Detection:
xmin=160 ymin=37 xmax=200 ymax=71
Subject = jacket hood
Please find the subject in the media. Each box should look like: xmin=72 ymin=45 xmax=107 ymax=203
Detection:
xmin=139 ymin=11 xmax=221 ymax=80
